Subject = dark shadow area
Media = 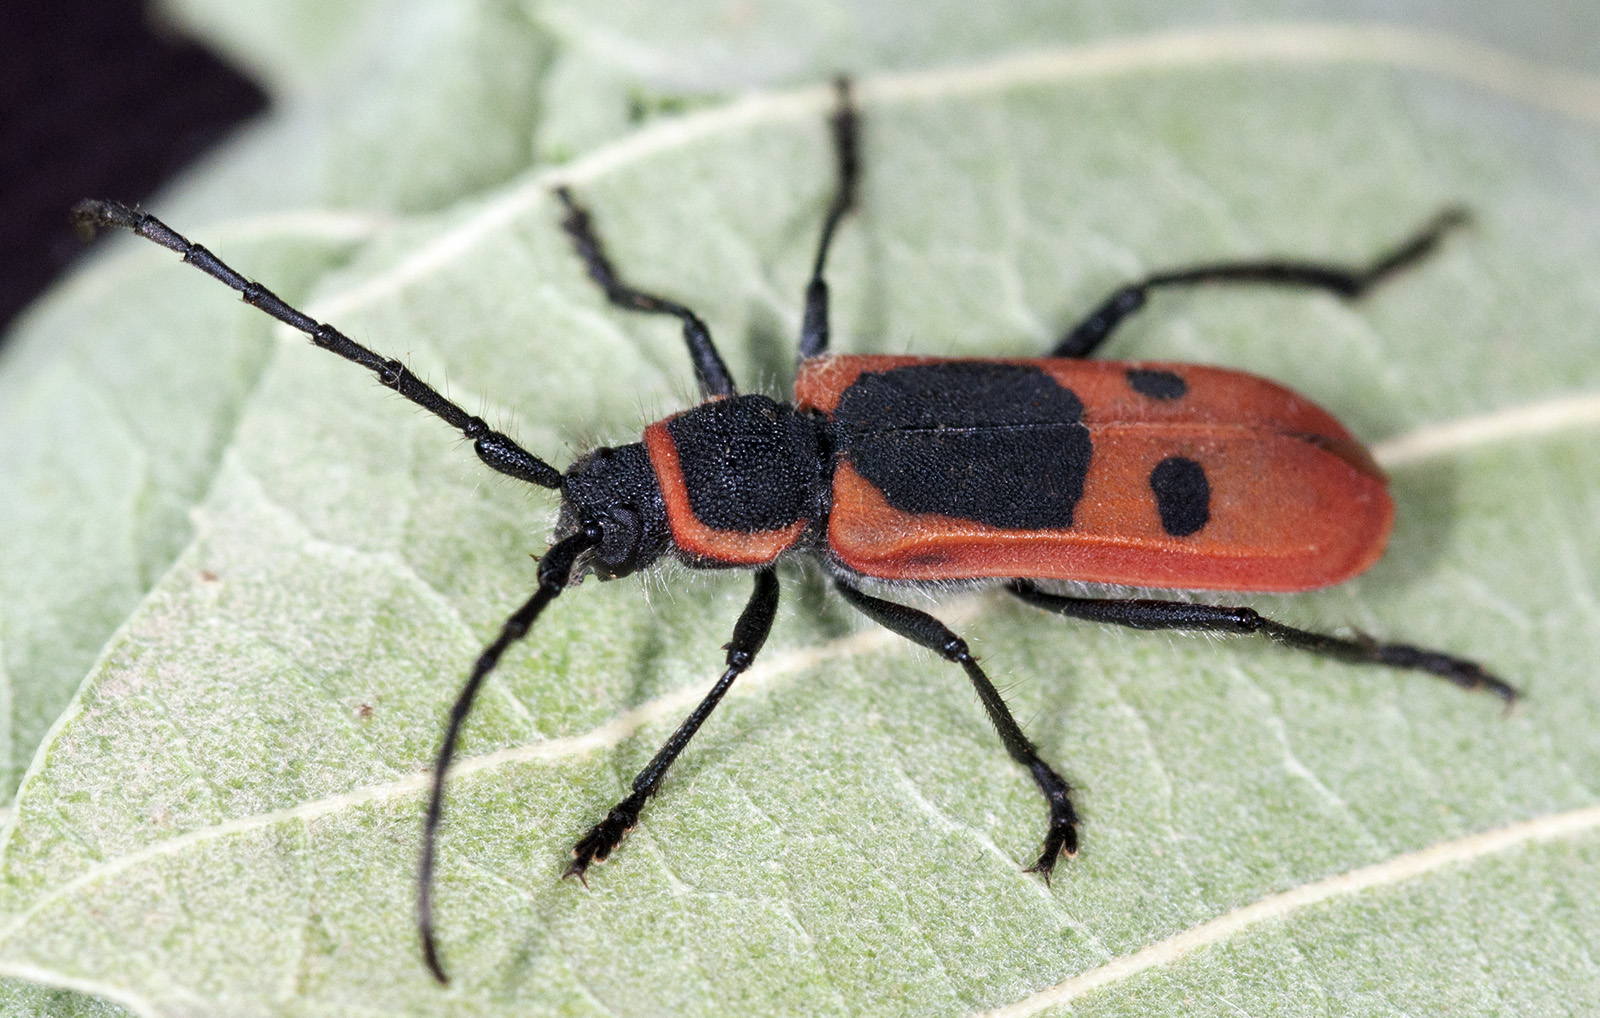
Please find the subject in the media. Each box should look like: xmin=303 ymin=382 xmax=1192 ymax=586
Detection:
xmin=0 ymin=0 xmax=267 ymax=336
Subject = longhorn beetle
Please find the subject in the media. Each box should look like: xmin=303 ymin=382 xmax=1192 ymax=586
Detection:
xmin=74 ymin=78 xmax=1515 ymax=984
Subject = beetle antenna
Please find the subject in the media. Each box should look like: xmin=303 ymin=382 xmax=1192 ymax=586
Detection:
xmin=417 ymin=524 xmax=601 ymax=984
xmin=72 ymin=199 xmax=564 ymax=490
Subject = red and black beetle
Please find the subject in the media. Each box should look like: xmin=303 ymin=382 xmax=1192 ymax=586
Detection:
xmin=72 ymin=78 xmax=1513 ymax=984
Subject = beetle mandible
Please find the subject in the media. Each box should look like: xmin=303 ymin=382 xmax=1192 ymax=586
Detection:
xmin=72 ymin=77 xmax=1515 ymax=984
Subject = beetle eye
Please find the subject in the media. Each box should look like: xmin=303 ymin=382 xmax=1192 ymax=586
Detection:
xmin=593 ymin=505 xmax=644 ymax=578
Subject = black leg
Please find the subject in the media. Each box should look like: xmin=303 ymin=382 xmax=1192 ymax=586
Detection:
xmin=798 ymin=77 xmax=860 ymax=361
xmin=71 ymin=200 xmax=562 ymax=490
xmin=833 ymin=578 xmax=1078 ymax=879
xmin=565 ymin=568 xmax=781 ymax=882
xmin=1052 ymin=206 xmax=1471 ymax=358
xmin=1006 ymin=581 xmax=1517 ymax=704
xmin=418 ymin=524 xmax=602 ymax=985
xmin=554 ymin=186 xmax=738 ymax=398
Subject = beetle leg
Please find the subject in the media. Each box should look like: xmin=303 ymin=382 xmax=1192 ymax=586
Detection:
xmin=553 ymin=186 xmax=738 ymax=399
xmin=1006 ymin=581 xmax=1517 ymax=705
xmin=799 ymin=76 xmax=860 ymax=361
xmin=833 ymin=578 xmax=1079 ymax=880
xmin=1051 ymin=206 xmax=1471 ymax=358
xmin=566 ymin=568 xmax=781 ymax=882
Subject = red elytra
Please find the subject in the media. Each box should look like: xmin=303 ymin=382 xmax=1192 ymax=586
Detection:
xmin=641 ymin=353 xmax=1392 ymax=591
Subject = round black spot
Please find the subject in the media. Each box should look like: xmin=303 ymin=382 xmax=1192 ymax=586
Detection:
xmin=1149 ymin=456 xmax=1210 ymax=536
xmin=1127 ymin=368 xmax=1187 ymax=400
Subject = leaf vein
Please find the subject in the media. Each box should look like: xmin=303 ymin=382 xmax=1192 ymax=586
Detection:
xmin=306 ymin=23 xmax=1600 ymax=325
xmin=971 ymin=804 xmax=1600 ymax=1017
xmin=0 ymin=603 xmax=982 ymax=940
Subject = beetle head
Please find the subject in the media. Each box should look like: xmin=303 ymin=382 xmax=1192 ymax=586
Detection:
xmin=556 ymin=443 xmax=670 ymax=579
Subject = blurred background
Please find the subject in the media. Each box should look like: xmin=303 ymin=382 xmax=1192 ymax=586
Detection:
xmin=0 ymin=1 xmax=264 ymax=335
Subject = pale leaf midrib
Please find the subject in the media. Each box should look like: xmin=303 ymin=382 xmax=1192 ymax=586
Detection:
xmin=1372 ymin=392 xmax=1600 ymax=466
xmin=974 ymin=804 xmax=1600 ymax=1017
xmin=0 ymin=601 xmax=972 ymax=943
xmin=0 ymin=961 xmax=162 ymax=1018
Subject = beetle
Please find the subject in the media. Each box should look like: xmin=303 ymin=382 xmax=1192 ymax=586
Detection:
xmin=73 ymin=78 xmax=1514 ymax=984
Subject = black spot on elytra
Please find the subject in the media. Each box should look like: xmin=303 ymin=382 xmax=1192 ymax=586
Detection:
xmin=1150 ymin=456 xmax=1210 ymax=536
xmin=1127 ymin=368 xmax=1187 ymax=400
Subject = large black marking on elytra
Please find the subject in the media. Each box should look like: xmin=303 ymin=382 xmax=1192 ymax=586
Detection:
xmin=1149 ymin=456 xmax=1210 ymax=536
xmin=667 ymin=395 xmax=827 ymax=531
xmin=831 ymin=362 xmax=1093 ymax=529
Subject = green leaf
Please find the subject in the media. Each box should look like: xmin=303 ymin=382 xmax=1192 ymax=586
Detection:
xmin=0 ymin=0 xmax=553 ymax=805
xmin=3 ymin=7 xmax=1600 ymax=1018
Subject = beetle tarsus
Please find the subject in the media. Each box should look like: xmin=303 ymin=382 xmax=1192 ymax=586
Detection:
xmin=1023 ymin=760 xmax=1080 ymax=883
xmin=565 ymin=801 xmax=642 ymax=883
xmin=1366 ymin=639 xmax=1519 ymax=705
